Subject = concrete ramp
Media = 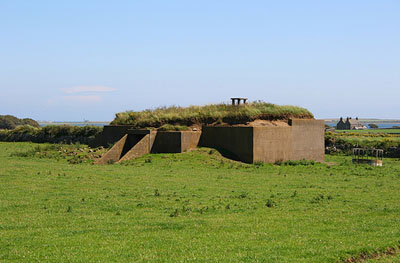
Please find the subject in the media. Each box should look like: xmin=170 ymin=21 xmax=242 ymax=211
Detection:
xmin=94 ymin=130 xmax=201 ymax=164
xmin=95 ymin=134 xmax=151 ymax=164
xmin=95 ymin=134 xmax=128 ymax=164
xmin=118 ymin=134 xmax=151 ymax=163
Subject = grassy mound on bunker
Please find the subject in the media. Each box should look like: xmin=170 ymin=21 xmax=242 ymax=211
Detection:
xmin=111 ymin=101 xmax=313 ymax=128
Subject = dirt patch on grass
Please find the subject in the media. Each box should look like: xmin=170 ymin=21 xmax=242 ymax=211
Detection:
xmin=246 ymin=119 xmax=290 ymax=127
xmin=183 ymin=119 xmax=290 ymax=131
xmin=344 ymin=245 xmax=400 ymax=262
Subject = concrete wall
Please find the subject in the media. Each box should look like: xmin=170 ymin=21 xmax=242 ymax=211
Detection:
xmin=151 ymin=131 xmax=182 ymax=153
xmin=151 ymin=131 xmax=201 ymax=153
xmin=289 ymin=119 xmax=325 ymax=162
xmin=200 ymin=119 xmax=324 ymax=163
xmin=96 ymin=130 xmax=202 ymax=164
xmin=181 ymin=131 xmax=201 ymax=152
xmin=199 ymin=126 xmax=253 ymax=163
xmin=100 ymin=125 xmax=135 ymax=147
xmin=97 ymin=120 xmax=324 ymax=164
xmin=118 ymin=134 xmax=152 ymax=163
xmin=95 ymin=134 xmax=128 ymax=164
xmin=253 ymin=126 xmax=292 ymax=163
xmin=120 ymin=134 xmax=145 ymax=157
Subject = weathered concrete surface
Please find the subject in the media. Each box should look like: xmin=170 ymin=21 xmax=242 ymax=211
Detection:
xmin=199 ymin=126 xmax=253 ymax=163
xmin=151 ymin=131 xmax=201 ymax=153
xmin=96 ymin=130 xmax=201 ymax=164
xmin=99 ymin=125 xmax=135 ymax=147
xmin=151 ymin=131 xmax=182 ymax=153
xmin=96 ymin=120 xmax=324 ymax=164
xmin=253 ymin=126 xmax=292 ymax=163
xmin=95 ymin=134 xmax=128 ymax=164
xmin=181 ymin=131 xmax=201 ymax=152
xmin=200 ymin=119 xmax=324 ymax=163
xmin=289 ymin=119 xmax=324 ymax=162
xmin=118 ymin=134 xmax=151 ymax=163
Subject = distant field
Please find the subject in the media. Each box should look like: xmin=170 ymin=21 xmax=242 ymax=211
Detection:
xmin=1 ymin=142 xmax=400 ymax=262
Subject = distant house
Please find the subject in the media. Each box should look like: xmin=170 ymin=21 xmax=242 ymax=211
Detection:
xmin=336 ymin=117 xmax=367 ymax=130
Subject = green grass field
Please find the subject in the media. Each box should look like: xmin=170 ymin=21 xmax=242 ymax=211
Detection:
xmin=1 ymin=142 xmax=400 ymax=262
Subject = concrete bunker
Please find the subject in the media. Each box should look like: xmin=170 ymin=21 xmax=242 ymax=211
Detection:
xmin=95 ymin=119 xmax=324 ymax=164
xmin=95 ymin=129 xmax=201 ymax=164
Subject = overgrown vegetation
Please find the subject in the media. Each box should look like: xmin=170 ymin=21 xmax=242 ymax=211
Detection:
xmin=111 ymin=101 xmax=313 ymax=128
xmin=0 ymin=125 xmax=102 ymax=144
xmin=2 ymin=142 xmax=400 ymax=262
xmin=336 ymin=129 xmax=400 ymax=134
xmin=10 ymin=143 xmax=107 ymax=164
xmin=325 ymin=131 xmax=400 ymax=157
xmin=157 ymin=124 xmax=190 ymax=131
xmin=0 ymin=115 xmax=40 ymax=129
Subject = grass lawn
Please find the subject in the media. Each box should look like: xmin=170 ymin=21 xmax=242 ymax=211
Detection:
xmin=1 ymin=142 xmax=400 ymax=262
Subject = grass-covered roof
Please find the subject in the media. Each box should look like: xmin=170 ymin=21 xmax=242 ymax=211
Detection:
xmin=111 ymin=101 xmax=313 ymax=129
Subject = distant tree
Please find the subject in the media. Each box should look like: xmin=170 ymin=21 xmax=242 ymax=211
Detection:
xmin=21 ymin=118 xmax=40 ymax=128
xmin=368 ymin=123 xmax=379 ymax=129
xmin=0 ymin=115 xmax=40 ymax=129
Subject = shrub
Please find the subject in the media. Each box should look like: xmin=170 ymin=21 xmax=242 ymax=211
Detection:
xmin=157 ymin=124 xmax=189 ymax=131
xmin=0 ymin=125 xmax=102 ymax=144
xmin=325 ymin=131 xmax=400 ymax=157
xmin=0 ymin=115 xmax=40 ymax=129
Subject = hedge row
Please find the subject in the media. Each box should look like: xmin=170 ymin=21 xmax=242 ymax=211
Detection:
xmin=0 ymin=125 xmax=102 ymax=145
xmin=0 ymin=115 xmax=40 ymax=129
xmin=325 ymin=132 xmax=400 ymax=157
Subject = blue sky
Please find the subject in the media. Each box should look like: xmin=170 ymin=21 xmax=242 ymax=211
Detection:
xmin=1 ymin=0 xmax=399 ymax=121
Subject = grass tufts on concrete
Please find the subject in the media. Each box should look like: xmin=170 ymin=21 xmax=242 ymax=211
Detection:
xmin=111 ymin=101 xmax=313 ymax=128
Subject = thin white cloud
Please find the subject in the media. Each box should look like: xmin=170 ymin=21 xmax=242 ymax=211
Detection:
xmin=62 ymin=86 xmax=116 ymax=94
xmin=63 ymin=95 xmax=103 ymax=103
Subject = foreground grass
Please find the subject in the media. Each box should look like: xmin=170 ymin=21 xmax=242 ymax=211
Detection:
xmin=367 ymin=253 xmax=400 ymax=262
xmin=1 ymin=142 xmax=400 ymax=262
xmin=111 ymin=101 xmax=313 ymax=128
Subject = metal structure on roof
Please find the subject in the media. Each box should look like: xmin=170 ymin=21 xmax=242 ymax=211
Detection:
xmin=230 ymin=98 xmax=248 ymax=105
